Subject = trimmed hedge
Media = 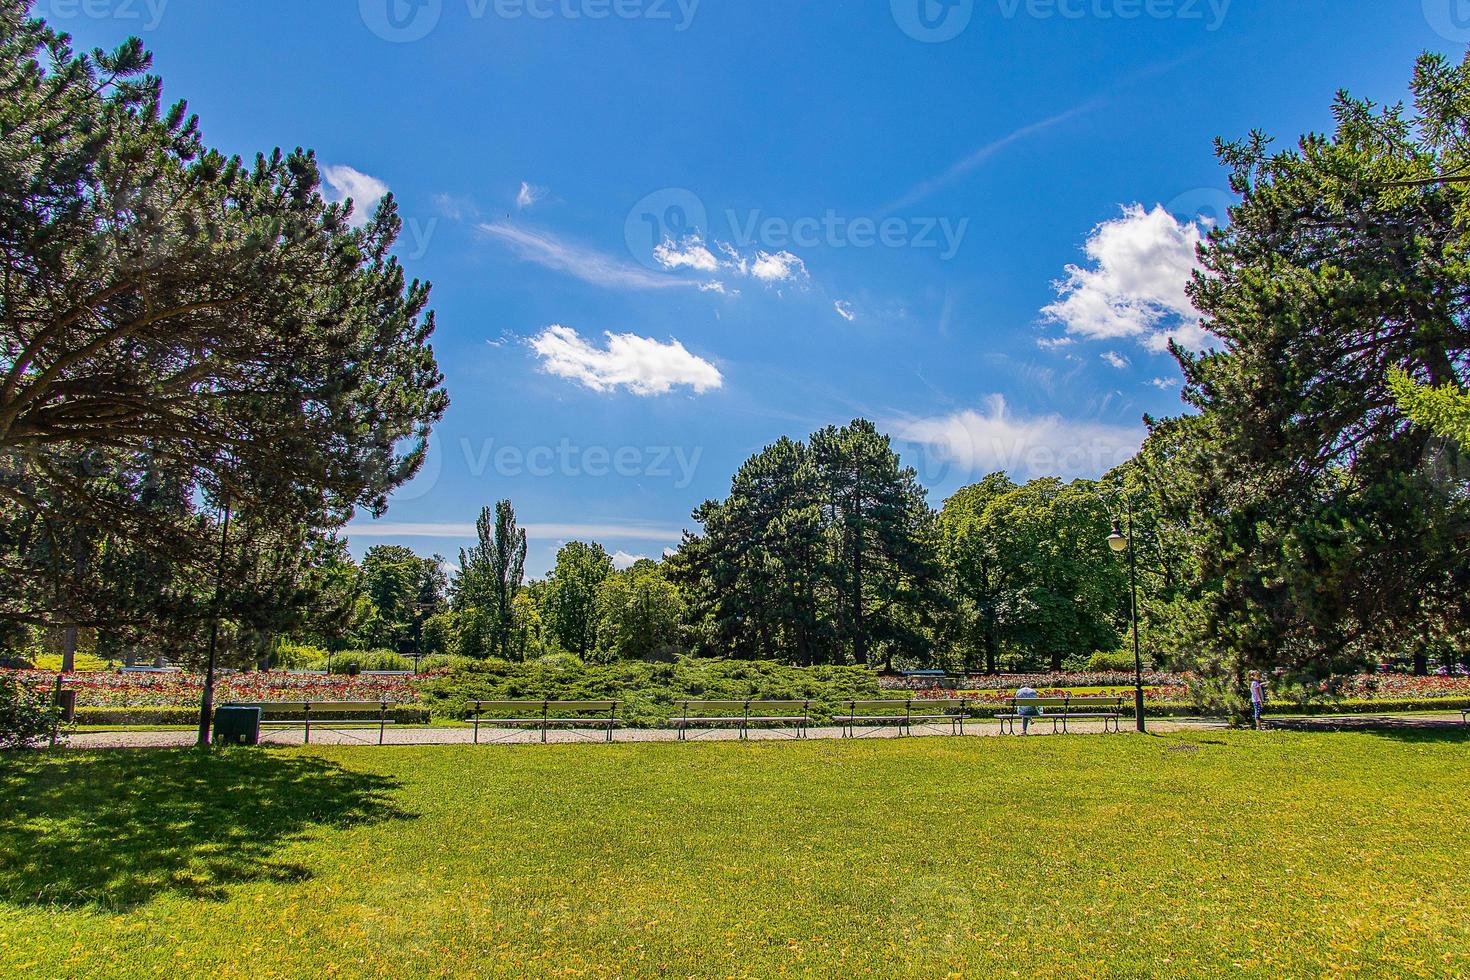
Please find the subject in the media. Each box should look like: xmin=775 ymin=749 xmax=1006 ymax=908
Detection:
xmin=74 ymin=705 xmax=431 ymax=727
xmin=75 ymin=706 xmax=199 ymax=726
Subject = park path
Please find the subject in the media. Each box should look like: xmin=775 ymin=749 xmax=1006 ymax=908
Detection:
xmin=55 ymin=711 xmax=1469 ymax=749
xmin=62 ymin=716 xmax=1234 ymax=749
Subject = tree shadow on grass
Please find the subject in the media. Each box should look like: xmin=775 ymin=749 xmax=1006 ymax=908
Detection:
xmin=1268 ymin=715 xmax=1470 ymax=744
xmin=0 ymin=748 xmax=412 ymax=911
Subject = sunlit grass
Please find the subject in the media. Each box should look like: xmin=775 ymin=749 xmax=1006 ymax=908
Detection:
xmin=3 ymin=731 xmax=1468 ymax=978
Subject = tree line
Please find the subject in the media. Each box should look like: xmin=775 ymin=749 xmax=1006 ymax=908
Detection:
xmin=2 ymin=10 xmax=1468 ymax=687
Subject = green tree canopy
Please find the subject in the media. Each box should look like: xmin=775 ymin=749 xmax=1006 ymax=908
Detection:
xmin=0 ymin=7 xmax=447 ymax=638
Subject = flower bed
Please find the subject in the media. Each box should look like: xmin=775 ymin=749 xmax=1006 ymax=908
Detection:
xmin=882 ymin=671 xmax=1184 ymax=690
xmin=3 ymin=669 xmax=419 ymax=708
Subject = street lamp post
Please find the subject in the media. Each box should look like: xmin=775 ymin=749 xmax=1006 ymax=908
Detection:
xmin=1107 ymin=496 xmax=1146 ymax=733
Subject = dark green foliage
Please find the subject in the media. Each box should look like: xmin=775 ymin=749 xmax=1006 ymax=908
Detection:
xmin=593 ymin=559 xmax=684 ymax=661
xmin=542 ymin=541 xmax=613 ymax=656
xmin=674 ymin=420 xmax=942 ymax=668
xmin=453 ymin=501 xmax=527 ymax=659
xmin=358 ymin=546 xmax=447 ymax=653
xmin=1149 ymin=49 xmax=1470 ymax=683
xmin=0 ymin=675 xmax=59 ymax=747
xmin=0 ymin=7 xmax=446 ymax=642
xmin=939 ymin=474 xmax=1127 ymax=674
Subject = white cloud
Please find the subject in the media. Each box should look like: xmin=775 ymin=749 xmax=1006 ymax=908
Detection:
xmin=750 ymin=250 xmax=807 ymax=283
xmin=322 ymin=165 xmax=389 ymax=229
xmin=653 ymin=236 xmax=721 ymax=272
xmin=1148 ymin=376 xmax=1180 ymax=389
xmin=654 ymin=233 xmax=808 ymax=290
xmin=833 ymin=300 xmax=856 ymax=322
xmin=1036 ymin=336 xmax=1075 ymax=350
xmin=516 ymin=181 xmax=548 ymax=209
xmin=481 ymin=223 xmax=706 ymax=291
xmin=529 ymin=324 xmax=723 ymax=396
xmin=896 ymin=394 xmax=1144 ymax=480
xmin=610 ymin=549 xmax=647 ymax=570
xmin=1042 ymin=204 xmax=1214 ymax=353
xmin=347 ymin=521 xmax=685 ymax=542
xmin=1100 ymin=350 xmax=1129 ymax=369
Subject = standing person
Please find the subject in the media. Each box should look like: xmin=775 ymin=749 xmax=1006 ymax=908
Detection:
xmin=1016 ymin=685 xmax=1041 ymax=735
xmin=1249 ymin=671 xmax=1266 ymax=730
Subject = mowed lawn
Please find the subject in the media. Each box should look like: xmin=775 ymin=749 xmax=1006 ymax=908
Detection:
xmin=2 ymin=732 xmax=1467 ymax=978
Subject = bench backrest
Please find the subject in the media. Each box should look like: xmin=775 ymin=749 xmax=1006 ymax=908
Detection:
xmin=224 ymin=700 xmax=398 ymax=713
xmin=672 ymin=699 xmax=809 ymax=712
xmin=469 ymin=699 xmax=618 ymax=714
xmin=910 ymin=699 xmax=967 ymax=711
xmin=1006 ymin=695 xmax=1126 ymax=709
xmin=1064 ymin=696 xmax=1127 ymax=709
xmin=1008 ymin=697 xmax=1070 ymax=708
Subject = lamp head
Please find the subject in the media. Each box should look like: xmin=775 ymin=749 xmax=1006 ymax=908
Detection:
xmin=1107 ymin=521 xmax=1127 ymax=553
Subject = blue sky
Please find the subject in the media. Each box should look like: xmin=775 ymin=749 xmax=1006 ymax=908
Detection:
xmin=47 ymin=0 xmax=1463 ymax=574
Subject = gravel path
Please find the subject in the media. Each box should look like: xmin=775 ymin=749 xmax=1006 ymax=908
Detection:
xmin=59 ymin=716 xmax=1235 ymax=749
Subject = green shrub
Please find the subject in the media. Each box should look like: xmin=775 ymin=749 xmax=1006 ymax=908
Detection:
xmin=319 ymin=650 xmax=413 ymax=673
xmin=417 ymin=654 xmax=480 ymax=674
xmin=416 ymin=656 xmax=886 ymax=726
xmin=1086 ymin=650 xmax=1142 ymax=673
xmin=272 ymin=642 xmax=328 ymax=670
xmin=74 ymin=706 xmax=200 ymax=727
xmin=1 ymin=677 xmax=64 ymax=747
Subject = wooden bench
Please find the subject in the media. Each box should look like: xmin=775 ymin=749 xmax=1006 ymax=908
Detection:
xmin=833 ymin=699 xmax=967 ymax=738
xmin=670 ymin=700 xmax=810 ymax=740
xmin=998 ymin=695 xmax=1125 ymax=735
xmin=223 ymin=700 xmax=401 ymax=744
xmin=1462 ymin=708 xmax=1468 ymax=725
xmin=467 ymin=700 xmax=620 ymax=743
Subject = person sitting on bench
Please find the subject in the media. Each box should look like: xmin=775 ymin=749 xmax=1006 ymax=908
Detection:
xmin=1016 ymin=686 xmax=1042 ymax=734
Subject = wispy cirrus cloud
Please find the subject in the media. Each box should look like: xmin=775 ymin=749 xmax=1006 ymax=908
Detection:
xmin=878 ymin=100 xmax=1102 ymax=216
xmin=515 ymin=181 xmax=548 ymax=209
xmin=480 ymin=222 xmax=706 ymax=291
xmin=347 ymin=520 xmax=686 ymax=543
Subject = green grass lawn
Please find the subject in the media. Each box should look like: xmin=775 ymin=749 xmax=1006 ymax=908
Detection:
xmin=2 ymin=731 xmax=1467 ymax=978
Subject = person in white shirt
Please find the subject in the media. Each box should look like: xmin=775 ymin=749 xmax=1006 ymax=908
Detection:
xmin=1249 ymin=672 xmax=1266 ymax=730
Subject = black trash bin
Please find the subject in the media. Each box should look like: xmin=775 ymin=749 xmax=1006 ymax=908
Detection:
xmin=214 ymin=705 xmax=261 ymax=745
